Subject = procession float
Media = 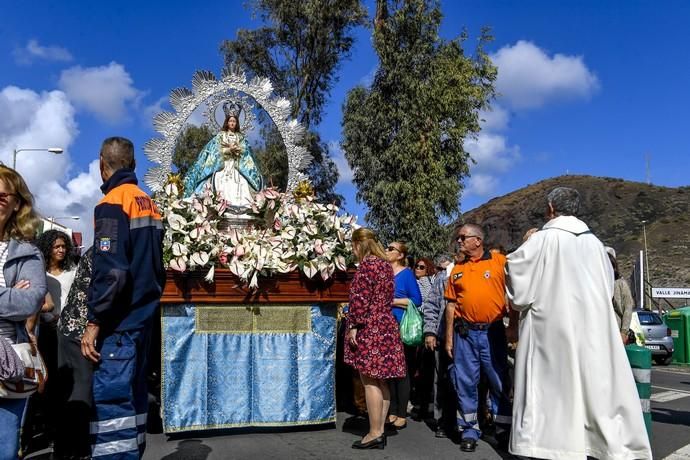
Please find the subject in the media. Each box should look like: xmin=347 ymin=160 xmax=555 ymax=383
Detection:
xmin=145 ymin=68 xmax=356 ymax=433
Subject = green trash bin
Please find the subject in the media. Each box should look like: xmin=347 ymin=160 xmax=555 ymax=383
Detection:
xmin=664 ymin=306 xmax=690 ymax=364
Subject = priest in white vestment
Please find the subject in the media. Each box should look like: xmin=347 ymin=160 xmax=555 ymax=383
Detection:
xmin=506 ymin=187 xmax=652 ymax=460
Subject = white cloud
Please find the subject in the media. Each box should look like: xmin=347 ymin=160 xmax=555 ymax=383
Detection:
xmin=143 ymin=96 xmax=169 ymax=128
xmin=328 ymin=141 xmax=353 ymax=185
xmin=464 ymin=40 xmax=598 ymax=197
xmin=59 ymin=62 xmax=143 ymax=124
xmin=479 ymin=105 xmax=510 ymax=131
xmin=465 ymin=132 xmax=520 ymax=174
xmin=0 ymin=84 xmax=101 ymax=247
xmin=13 ymin=39 xmax=73 ymax=65
xmin=34 ymin=160 xmax=103 ymax=247
xmin=491 ymin=40 xmax=599 ymax=109
xmin=463 ymin=132 xmax=520 ymax=197
xmin=0 ymin=86 xmax=76 ymax=172
xmin=466 ymin=173 xmax=499 ymax=197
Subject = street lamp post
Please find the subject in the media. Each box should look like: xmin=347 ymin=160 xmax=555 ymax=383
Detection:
xmin=45 ymin=216 xmax=80 ymax=232
xmin=642 ymin=220 xmax=651 ymax=310
xmin=13 ymin=147 xmax=64 ymax=169
xmin=48 ymin=216 xmax=80 ymax=222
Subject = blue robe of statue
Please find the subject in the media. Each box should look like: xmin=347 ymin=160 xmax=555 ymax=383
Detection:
xmin=183 ymin=131 xmax=263 ymax=198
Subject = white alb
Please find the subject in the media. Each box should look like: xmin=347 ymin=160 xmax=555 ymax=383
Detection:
xmin=507 ymin=215 xmax=652 ymax=460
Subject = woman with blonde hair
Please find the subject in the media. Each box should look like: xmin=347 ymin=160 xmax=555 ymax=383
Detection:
xmin=344 ymin=228 xmax=406 ymax=450
xmin=0 ymin=165 xmax=47 ymax=460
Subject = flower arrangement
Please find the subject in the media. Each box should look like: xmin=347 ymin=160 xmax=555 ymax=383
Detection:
xmin=155 ymin=179 xmax=357 ymax=288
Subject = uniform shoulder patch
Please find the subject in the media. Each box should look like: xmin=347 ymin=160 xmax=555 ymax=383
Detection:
xmin=99 ymin=237 xmax=111 ymax=252
xmin=95 ymin=217 xmax=118 ymax=254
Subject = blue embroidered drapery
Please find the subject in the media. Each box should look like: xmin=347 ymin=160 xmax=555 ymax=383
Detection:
xmin=161 ymin=304 xmax=336 ymax=432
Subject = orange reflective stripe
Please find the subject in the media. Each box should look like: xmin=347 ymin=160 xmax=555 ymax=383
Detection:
xmin=99 ymin=184 xmax=161 ymax=221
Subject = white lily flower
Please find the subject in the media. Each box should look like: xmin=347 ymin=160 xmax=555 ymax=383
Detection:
xmin=303 ymin=262 xmax=317 ymax=279
xmin=164 ymin=183 xmax=179 ymax=197
xmin=167 ymin=213 xmax=187 ymax=231
xmin=172 ymin=242 xmax=188 ymax=257
xmin=169 ymin=257 xmax=186 ymax=272
xmin=249 ymin=272 xmax=259 ymax=289
xmin=171 ymin=200 xmax=186 ymax=210
xmin=204 ymin=265 xmax=215 ymax=283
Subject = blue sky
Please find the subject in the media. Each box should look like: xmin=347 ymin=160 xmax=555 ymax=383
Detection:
xmin=2 ymin=0 xmax=689 ymax=246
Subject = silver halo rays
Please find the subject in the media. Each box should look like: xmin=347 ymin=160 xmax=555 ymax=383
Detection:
xmin=144 ymin=68 xmax=311 ymax=193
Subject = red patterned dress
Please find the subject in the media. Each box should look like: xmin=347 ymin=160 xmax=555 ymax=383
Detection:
xmin=344 ymin=256 xmax=406 ymax=379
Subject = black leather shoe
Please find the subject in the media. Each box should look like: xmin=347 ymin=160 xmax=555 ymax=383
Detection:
xmin=352 ymin=436 xmax=385 ymax=449
xmin=435 ymin=427 xmax=448 ymax=438
xmin=495 ymin=431 xmax=510 ymax=450
xmin=460 ymin=438 xmax=477 ymax=452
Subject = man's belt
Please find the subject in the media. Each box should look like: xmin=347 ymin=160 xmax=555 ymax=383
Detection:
xmin=456 ymin=319 xmax=501 ymax=331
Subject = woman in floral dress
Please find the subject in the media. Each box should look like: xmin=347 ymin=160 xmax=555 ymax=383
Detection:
xmin=54 ymin=248 xmax=93 ymax=460
xmin=344 ymin=228 xmax=406 ymax=450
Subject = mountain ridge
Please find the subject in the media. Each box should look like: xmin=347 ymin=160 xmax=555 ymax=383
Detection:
xmin=461 ymin=175 xmax=690 ymax=301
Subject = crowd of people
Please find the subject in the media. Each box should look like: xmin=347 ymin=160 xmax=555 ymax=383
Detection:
xmin=343 ymin=186 xmax=652 ymax=459
xmin=0 ymin=133 xmax=649 ymax=460
xmin=0 ymin=137 xmax=164 ymax=460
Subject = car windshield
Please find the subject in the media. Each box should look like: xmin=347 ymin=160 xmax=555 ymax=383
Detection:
xmin=637 ymin=312 xmax=663 ymax=325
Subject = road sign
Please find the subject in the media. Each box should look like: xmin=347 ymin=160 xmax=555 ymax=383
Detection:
xmin=652 ymin=287 xmax=690 ymax=298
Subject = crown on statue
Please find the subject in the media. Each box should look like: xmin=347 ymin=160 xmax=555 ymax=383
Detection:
xmin=222 ymin=102 xmax=242 ymax=119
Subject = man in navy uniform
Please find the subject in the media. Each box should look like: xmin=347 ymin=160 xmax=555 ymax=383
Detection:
xmin=81 ymin=137 xmax=165 ymax=459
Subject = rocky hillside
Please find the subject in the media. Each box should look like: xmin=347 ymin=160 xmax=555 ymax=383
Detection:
xmin=461 ymin=175 xmax=690 ymax=300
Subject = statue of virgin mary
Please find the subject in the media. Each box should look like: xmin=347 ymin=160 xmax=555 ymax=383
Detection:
xmin=183 ymin=103 xmax=264 ymax=212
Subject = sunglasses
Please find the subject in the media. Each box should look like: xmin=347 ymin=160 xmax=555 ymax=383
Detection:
xmin=386 ymin=246 xmax=401 ymax=253
xmin=0 ymin=192 xmax=16 ymax=201
xmin=457 ymin=234 xmax=481 ymax=242
xmin=415 ymin=264 xmax=427 ymax=270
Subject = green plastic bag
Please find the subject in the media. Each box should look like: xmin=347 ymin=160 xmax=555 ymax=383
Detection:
xmin=399 ymin=300 xmax=423 ymax=346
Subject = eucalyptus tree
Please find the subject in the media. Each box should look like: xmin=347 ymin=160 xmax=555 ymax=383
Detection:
xmin=342 ymin=0 xmax=497 ymax=255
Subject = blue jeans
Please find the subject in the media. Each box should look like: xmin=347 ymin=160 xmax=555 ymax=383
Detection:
xmin=449 ymin=321 xmax=512 ymax=441
xmin=0 ymin=398 xmax=28 ymax=460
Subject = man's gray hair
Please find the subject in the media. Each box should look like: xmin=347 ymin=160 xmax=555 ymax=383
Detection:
xmin=433 ymin=253 xmax=453 ymax=267
xmin=547 ymin=187 xmax=580 ymax=216
xmin=461 ymin=223 xmax=485 ymax=240
xmin=100 ymin=137 xmax=135 ymax=172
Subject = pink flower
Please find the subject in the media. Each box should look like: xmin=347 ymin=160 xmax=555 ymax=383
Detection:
xmin=274 ymin=219 xmax=282 ymax=230
xmin=264 ymin=188 xmax=280 ymax=199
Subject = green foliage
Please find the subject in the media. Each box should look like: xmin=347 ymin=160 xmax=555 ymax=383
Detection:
xmin=221 ymin=0 xmax=368 ymax=201
xmin=252 ymin=125 xmax=288 ymax=190
xmin=304 ymin=131 xmax=342 ymax=205
xmin=173 ymin=124 xmax=214 ymax=177
xmin=252 ymin=127 xmax=342 ymax=205
xmin=342 ymin=0 xmax=497 ymax=256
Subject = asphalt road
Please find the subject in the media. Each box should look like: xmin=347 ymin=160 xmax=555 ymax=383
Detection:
xmin=650 ymin=365 xmax=690 ymax=459
xmin=143 ymin=413 xmax=507 ymax=460
xmin=141 ymin=364 xmax=690 ymax=460
xmin=25 ymin=364 xmax=690 ymax=459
